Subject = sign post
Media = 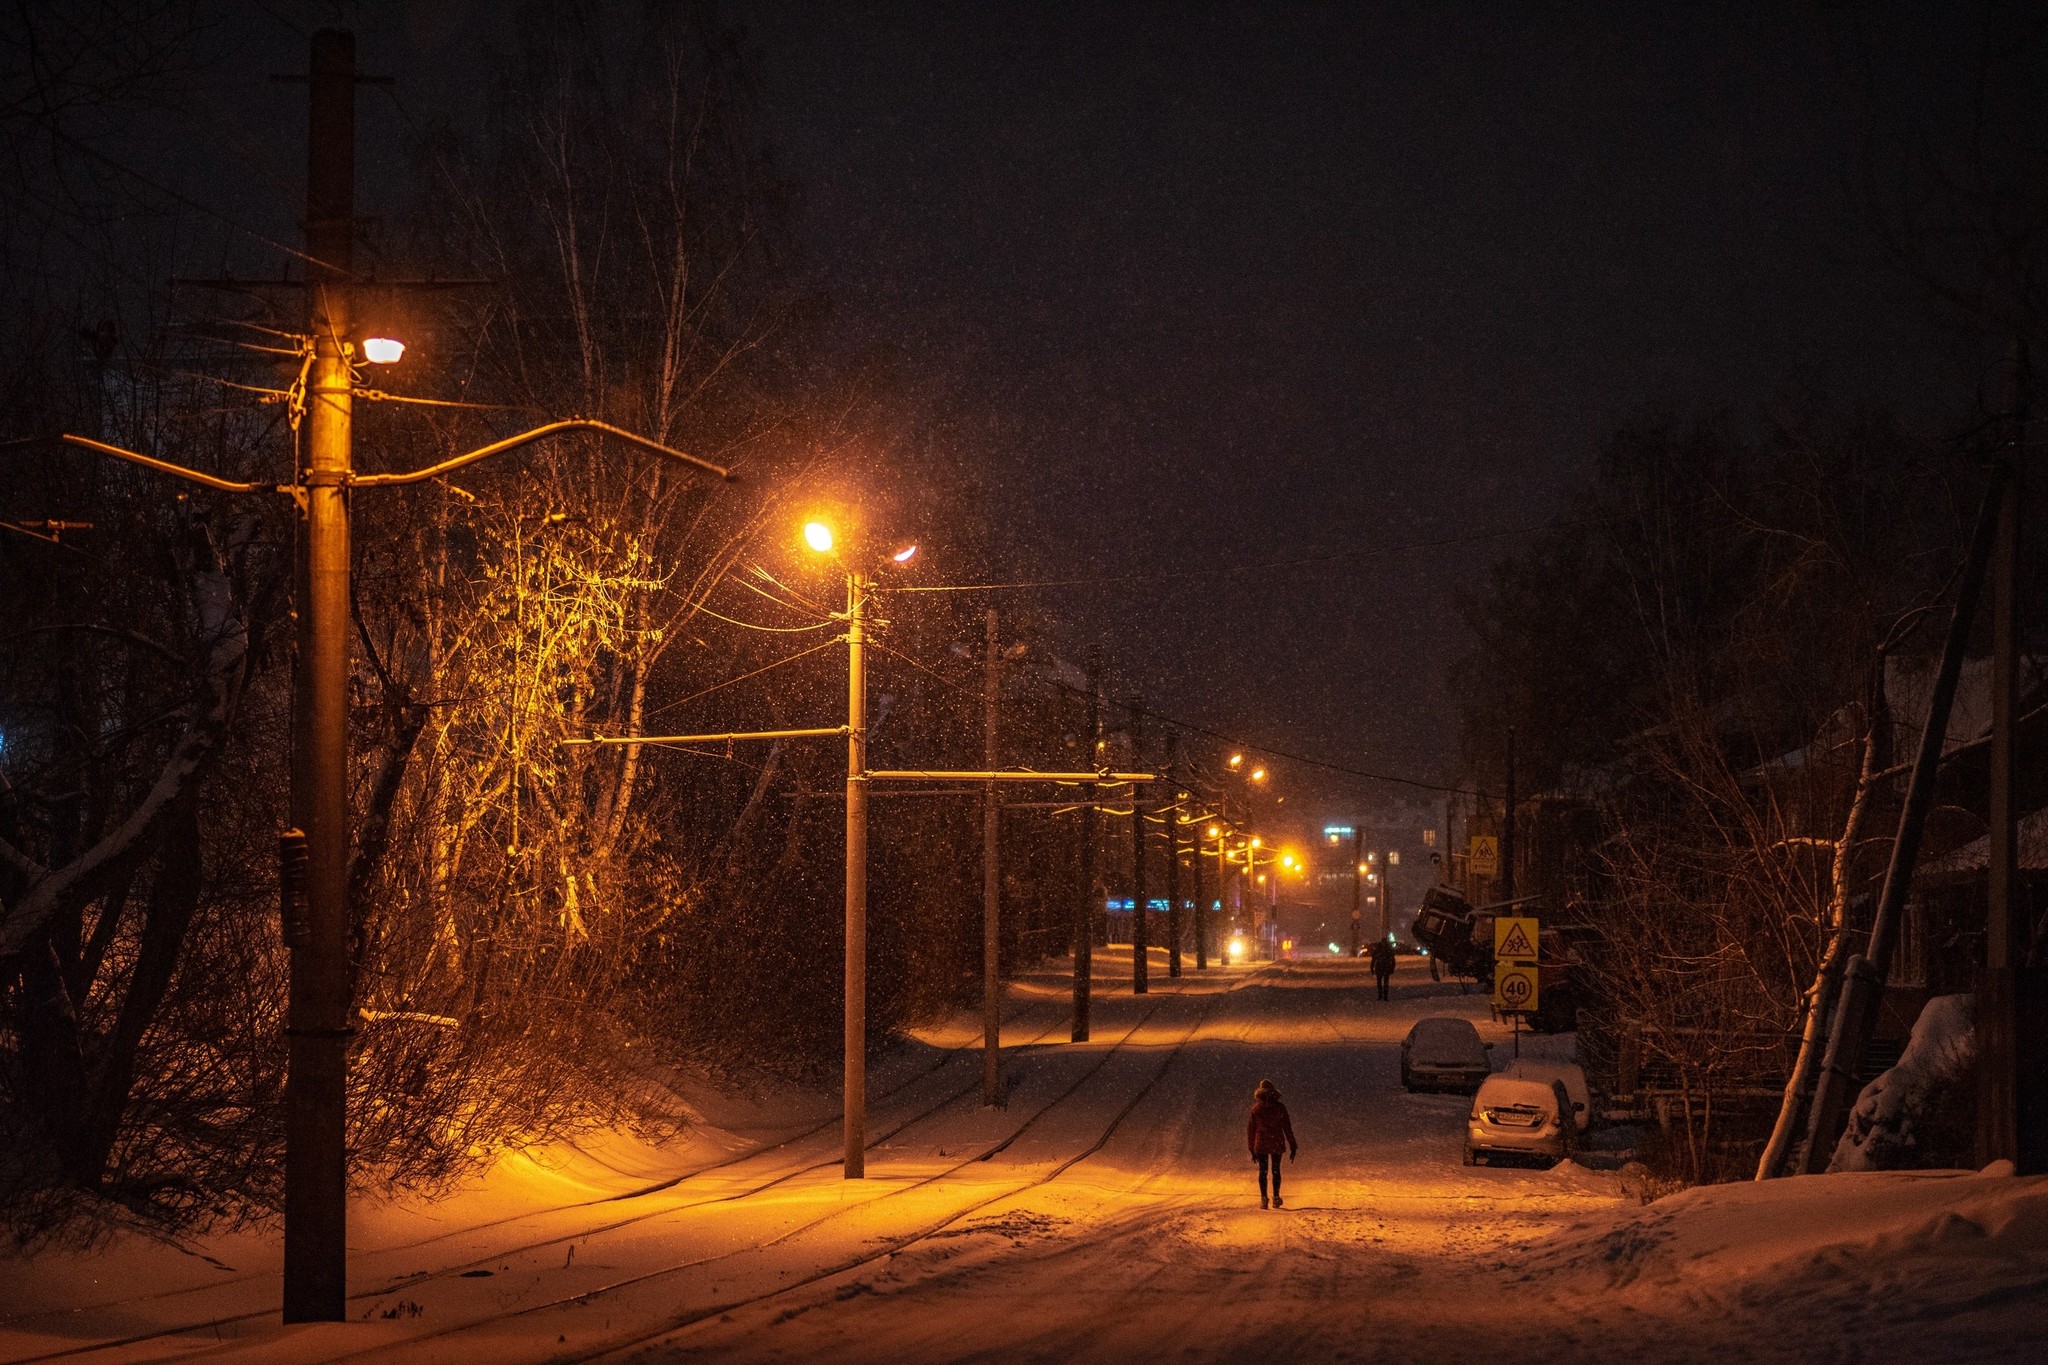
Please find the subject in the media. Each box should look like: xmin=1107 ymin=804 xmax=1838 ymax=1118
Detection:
xmin=1493 ymin=914 xmax=1540 ymax=1057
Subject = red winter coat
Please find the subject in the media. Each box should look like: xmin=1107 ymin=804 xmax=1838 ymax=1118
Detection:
xmin=1247 ymin=1095 xmax=1297 ymax=1157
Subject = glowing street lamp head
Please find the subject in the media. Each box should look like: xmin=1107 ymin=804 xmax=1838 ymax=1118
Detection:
xmin=803 ymin=521 xmax=835 ymax=554
xmin=361 ymin=337 xmax=405 ymax=364
xmin=1228 ymin=753 xmax=1244 ymax=769
xmin=1250 ymin=767 xmax=1268 ymax=783
xmin=1250 ymin=836 xmax=1262 ymax=849
xmin=891 ymin=544 xmax=918 ymax=563
xmin=1206 ymin=825 xmax=1221 ymax=838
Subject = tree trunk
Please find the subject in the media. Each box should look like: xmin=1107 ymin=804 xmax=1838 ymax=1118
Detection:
xmin=74 ymin=800 xmax=203 ymax=1190
xmin=1757 ymin=705 xmax=1879 ymax=1178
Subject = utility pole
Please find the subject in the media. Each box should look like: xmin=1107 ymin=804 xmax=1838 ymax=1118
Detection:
xmin=843 ymin=571 xmax=870 ymax=1177
xmin=1348 ymin=827 xmax=1364 ymax=956
xmin=1192 ymin=814 xmax=1209 ymax=971
xmin=58 ymin=29 xmax=737 ymax=1312
xmin=1130 ymin=700 xmax=1148 ymax=995
xmin=1072 ymin=663 xmax=1099 ymax=1041
xmin=1380 ymin=847 xmax=1394 ymax=944
xmin=281 ymin=28 xmax=357 ymax=1323
xmin=1501 ymin=726 xmax=1517 ymax=905
xmin=1979 ymin=340 xmax=2041 ymax=1172
xmin=1804 ymin=474 xmax=2006 ymax=1170
xmin=1165 ymin=735 xmax=1182 ymax=979
xmin=982 ymin=609 xmax=1002 ymax=1106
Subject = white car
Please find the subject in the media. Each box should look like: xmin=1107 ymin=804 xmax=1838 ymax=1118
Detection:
xmin=1465 ymin=1074 xmax=1575 ymax=1166
xmin=1400 ymin=1016 xmax=1492 ymax=1094
xmin=1501 ymin=1058 xmax=1590 ymax=1131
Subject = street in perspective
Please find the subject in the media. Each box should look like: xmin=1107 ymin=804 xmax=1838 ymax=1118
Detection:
xmin=2 ymin=4 xmax=2045 ymax=1363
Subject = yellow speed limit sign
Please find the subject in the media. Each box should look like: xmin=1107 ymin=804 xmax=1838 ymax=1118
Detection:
xmin=1494 ymin=964 xmax=1539 ymax=1012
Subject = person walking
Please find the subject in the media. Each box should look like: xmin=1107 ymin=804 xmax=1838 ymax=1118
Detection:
xmin=1246 ymin=1079 xmax=1297 ymax=1208
xmin=1370 ymin=937 xmax=1396 ymax=1001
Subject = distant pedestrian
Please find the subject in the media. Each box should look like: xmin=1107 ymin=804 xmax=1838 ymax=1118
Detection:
xmin=1370 ymin=938 xmax=1396 ymax=1001
xmin=1246 ymin=1079 xmax=1297 ymax=1208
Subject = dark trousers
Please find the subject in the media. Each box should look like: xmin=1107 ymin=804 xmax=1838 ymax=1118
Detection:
xmin=1375 ymin=972 xmax=1391 ymax=1001
xmin=1256 ymin=1152 xmax=1283 ymax=1200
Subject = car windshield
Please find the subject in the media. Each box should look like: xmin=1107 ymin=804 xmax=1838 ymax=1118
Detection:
xmin=1408 ymin=1018 xmax=1485 ymax=1065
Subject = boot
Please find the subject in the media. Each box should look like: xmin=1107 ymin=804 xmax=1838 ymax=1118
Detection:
xmin=1272 ymin=1194 xmax=1284 ymax=1208
xmin=1260 ymin=1194 xmax=1268 ymax=1209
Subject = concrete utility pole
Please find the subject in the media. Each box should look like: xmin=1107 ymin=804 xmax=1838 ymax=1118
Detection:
xmin=842 ymin=572 xmax=870 ymax=1177
xmin=1191 ymin=808 xmax=1208 ymax=971
xmin=1501 ymin=726 xmax=1517 ymax=905
xmin=982 ymin=609 xmax=1003 ymax=1106
xmin=1164 ymin=735 xmax=1182 ymax=979
xmin=1979 ymin=341 xmax=2042 ymax=1172
xmin=1349 ymin=827 xmax=1364 ymax=956
xmin=280 ymin=27 xmax=357 ymax=1322
xmin=1130 ymin=700 xmax=1148 ymax=995
xmin=1072 ymin=666 xmax=1100 ymax=1041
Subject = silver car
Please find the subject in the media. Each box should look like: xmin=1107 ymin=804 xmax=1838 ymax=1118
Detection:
xmin=1400 ymin=1016 xmax=1492 ymax=1094
xmin=1501 ymin=1057 xmax=1590 ymax=1132
xmin=1465 ymin=1074 xmax=1575 ymax=1166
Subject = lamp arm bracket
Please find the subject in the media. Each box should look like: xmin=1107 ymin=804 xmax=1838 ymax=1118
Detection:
xmin=353 ymin=419 xmax=733 ymax=487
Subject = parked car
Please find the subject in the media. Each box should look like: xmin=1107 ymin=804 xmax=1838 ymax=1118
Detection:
xmin=1400 ymin=1016 xmax=1492 ymax=1093
xmin=1501 ymin=1058 xmax=1590 ymax=1132
xmin=1465 ymin=1074 xmax=1575 ymax=1166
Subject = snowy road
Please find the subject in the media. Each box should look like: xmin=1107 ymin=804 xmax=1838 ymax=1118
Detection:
xmin=5 ymin=956 xmax=2043 ymax=1363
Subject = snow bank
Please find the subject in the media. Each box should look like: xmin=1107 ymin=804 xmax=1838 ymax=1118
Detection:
xmin=1519 ymin=1164 xmax=2048 ymax=1340
xmin=1829 ymin=993 xmax=1974 ymax=1173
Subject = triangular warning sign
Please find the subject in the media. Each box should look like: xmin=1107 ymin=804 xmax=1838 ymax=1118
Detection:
xmin=1497 ymin=923 xmax=1536 ymax=959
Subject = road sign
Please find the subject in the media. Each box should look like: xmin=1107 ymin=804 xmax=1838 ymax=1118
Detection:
xmin=1493 ymin=915 xmax=1539 ymax=1013
xmin=1494 ymin=964 xmax=1538 ymax=1012
xmin=1495 ymin=916 xmax=1537 ymax=961
xmin=1468 ymin=835 xmax=1498 ymax=877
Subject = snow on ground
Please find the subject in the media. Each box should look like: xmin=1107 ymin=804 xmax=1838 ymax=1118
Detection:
xmin=2 ymin=956 xmax=2043 ymax=1363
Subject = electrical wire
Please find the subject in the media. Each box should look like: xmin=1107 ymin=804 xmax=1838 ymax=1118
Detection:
xmin=689 ymin=601 xmax=837 ymax=633
xmin=645 ymin=638 xmax=840 ymax=719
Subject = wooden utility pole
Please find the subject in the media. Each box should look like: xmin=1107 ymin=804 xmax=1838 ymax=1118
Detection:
xmin=1804 ymin=474 xmax=2006 ymax=1170
xmin=1164 ymin=735 xmax=1182 ymax=979
xmin=1129 ymin=700 xmax=1149 ymax=995
xmin=1979 ymin=341 xmax=2042 ymax=1172
xmin=281 ymin=28 xmax=357 ymax=1323
xmin=982 ymin=609 xmax=1002 ymax=1105
xmin=1072 ymin=664 xmax=1099 ymax=1041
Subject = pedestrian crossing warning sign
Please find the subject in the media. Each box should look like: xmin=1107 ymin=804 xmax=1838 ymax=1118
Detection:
xmin=1495 ymin=917 xmax=1537 ymax=961
xmin=1468 ymin=835 xmax=1498 ymax=877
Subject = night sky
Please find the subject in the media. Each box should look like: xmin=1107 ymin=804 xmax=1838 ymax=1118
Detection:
xmin=112 ymin=2 xmax=1985 ymax=795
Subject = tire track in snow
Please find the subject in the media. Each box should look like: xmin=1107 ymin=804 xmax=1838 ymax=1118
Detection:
xmin=0 ymin=997 xmax=1083 ymax=1365
xmin=361 ymin=971 xmax=1257 ymax=1363
xmin=560 ymin=973 xmax=1262 ymax=1364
